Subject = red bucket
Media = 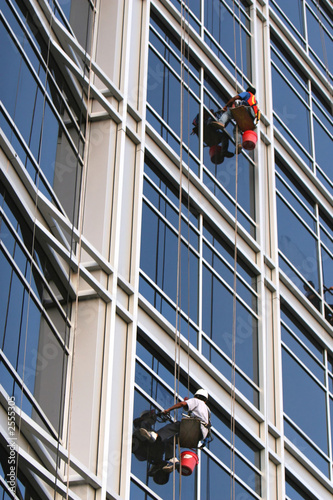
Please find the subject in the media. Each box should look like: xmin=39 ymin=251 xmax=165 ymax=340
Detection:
xmin=179 ymin=451 xmax=199 ymax=476
xmin=209 ymin=145 xmax=224 ymax=164
xmin=242 ymin=130 xmax=257 ymax=150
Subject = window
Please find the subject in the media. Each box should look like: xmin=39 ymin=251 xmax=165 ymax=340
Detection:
xmin=0 ymin=183 xmax=70 ymax=436
xmin=167 ymin=0 xmax=201 ymax=34
xmin=312 ymin=88 xmax=333 ymax=196
xmin=271 ymin=38 xmax=312 ymax=167
xmin=140 ymin=157 xmax=200 ymax=336
xmin=1 ymin=1 xmax=85 ymax=224
xmin=306 ymin=0 xmax=333 ymax=80
xmin=276 ymin=157 xmax=333 ymax=325
xmin=271 ymin=17 xmax=333 ymax=194
xmin=281 ymin=306 xmax=332 ymax=477
xmin=140 ymin=157 xmax=259 ymax=406
xmin=202 ymin=222 xmax=259 ymax=406
xmin=0 ymin=443 xmax=41 ymax=499
xmin=204 ymin=0 xmax=252 ymax=84
xmin=147 ymin=13 xmax=257 ymax=238
xmin=147 ymin=11 xmax=201 ymax=173
xmin=270 ymin=1 xmax=333 ymax=85
xmin=202 ymin=73 xmax=256 ymax=237
xmin=285 ymin=474 xmax=314 ymax=500
xmin=46 ymin=0 xmax=94 ymax=52
xmin=270 ymin=0 xmax=306 ymax=46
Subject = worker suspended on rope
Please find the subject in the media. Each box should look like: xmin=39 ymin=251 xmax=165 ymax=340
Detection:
xmin=211 ymin=86 xmax=260 ymax=153
xmin=137 ymin=389 xmax=211 ymax=474
xmin=192 ymin=109 xmax=234 ymax=163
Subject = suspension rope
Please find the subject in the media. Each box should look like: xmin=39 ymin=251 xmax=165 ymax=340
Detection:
xmin=171 ymin=0 xmax=193 ymax=496
xmin=174 ymin=0 xmax=188 ymax=417
xmin=238 ymin=0 xmax=244 ymax=88
xmin=172 ymin=0 xmax=186 ymax=492
xmin=230 ymin=125 xmax=239 ymax=500
xmin=185 ymin=4 xmax=192 ymax=400
xmin=230 ymin=2 xmax=242 ymax=500
xmin=65 ymin=3 xmax=97 ymax=499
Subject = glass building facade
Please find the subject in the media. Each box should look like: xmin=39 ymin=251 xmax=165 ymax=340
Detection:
xmin=0 ymin=1 xmax=332 ymax=499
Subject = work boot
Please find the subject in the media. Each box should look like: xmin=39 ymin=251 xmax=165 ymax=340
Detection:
xmin=209 ymin=120 xmax=225 ymax=129
xmin=224 ymin=151 xmax=234 ymax=158
xmin=138 ymin=428 xmax=158 ymax=443
xmin=148 ymin=463 xmax=162 ymax=476
xmin=162 ymin=457 xmax=180 ymax=473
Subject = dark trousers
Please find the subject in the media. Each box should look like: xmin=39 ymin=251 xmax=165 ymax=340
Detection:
xmin=157 ymin=422 xmax=181 ymax=460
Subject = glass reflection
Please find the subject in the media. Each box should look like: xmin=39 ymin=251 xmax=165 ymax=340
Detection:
xmin=1 ymin=3 xmax=85 ymax=224
xmin=132 ymin=335 xmax=261 ymax=498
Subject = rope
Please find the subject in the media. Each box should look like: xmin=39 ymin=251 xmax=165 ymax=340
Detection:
xmin=172 ymin=0 xmax=186 ymax=493
xmin=230 ymin=126 xmax=239 ymax=500
xmin=172 ymin=0 xmax=192 ymax=496
xmin=238 ymin=0 xmax=244 ymax=88
xmin=230 ymin=3 xmax=242 ymax=500
xmin=185 ymin=4 xmax=192 ymax=401
xmin=65 ymin=3 xmax=97 ymax=498
xmin=174 ymin=0 xmax=187 ymax=405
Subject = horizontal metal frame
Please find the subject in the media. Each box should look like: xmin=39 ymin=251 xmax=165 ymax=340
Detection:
xmin=144 ymin=130 xmax=261 ymax=254
xmin=137 ymin=308 xmax=265 ymax=423
xmin=37 ymin=0 xmax=123 ymax=102
xmin=202 ymin=165 xmax=257 ymax=231
xmin=0 ymin=386 xmax=102 ymax=492
xmin=0 ymin=136 xmax=113 ymax=303
xmin=0 ymin=241 xmax=70 ymax=353
xmin=284 ymin=420 xmax=333 ymax=489
xmin=275 ymin=169 xmax=317 ymax=226
xmin=5 ymin=0 xmax=84 ymax=142
xmin=130 ymin=474 xmax=164 ymax=500
xmin=274 ymin=135 xmax=333 ymax=208
xmin=149 ymin=20 xmax=201 ymax=88
xmin=141 ymin=196 xmax=199 ymax=255
xmin=201 ymin=446 xmax=261 ymax=500
xmin=270 ymin=13 xmax=333 ymax=98
xmin=0 ymin=352 xmax=62 ymax=439
xmin=200 ymin=329 xmax=260 ymax=395
xmin=0 ymin=206 xmax=71 ymax=327
xmin=281 ymin=342 xmax=326 ymax=392
xmin=0 ymin=103 xmax=71 ymax=219
xmin=146 ymin=104 xmax=201 ymax=169
xmin=202 ymin=256 xmax=259 ymax=318
xmin=139 ymin=269 xmax=199 ymax=333
xmin=275 ymin=191 xmax=318 ymax=241
xmin=280 ymin=271 xmax=333 ymax=339
xmin=23 ymin=0 xmax=122 ymax=122
xmin=202 ymin=232 xmax=260 ymax=292
xmin=281 ymin=317 xmax=326 ymax=368
xmin=0 ymin=10 xmax=85 ymax=165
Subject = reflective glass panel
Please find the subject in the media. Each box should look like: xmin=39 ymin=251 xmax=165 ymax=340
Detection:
xmin=282 ymin=348 xmax=328 ymax=456
xmin=277 ymin=194 xmax=319 ymax=290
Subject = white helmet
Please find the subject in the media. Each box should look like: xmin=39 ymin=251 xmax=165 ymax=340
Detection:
xmin=194 ymin=389 xmax=208 ymax=401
